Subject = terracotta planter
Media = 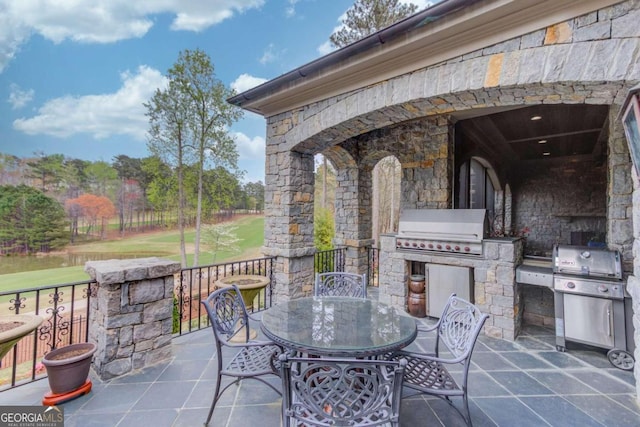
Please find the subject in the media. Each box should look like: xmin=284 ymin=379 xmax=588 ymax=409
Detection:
xmin=408 ymin=275 xmax=426 ymax=293
xmin=42 ymin=343 xmax=96 ymax=395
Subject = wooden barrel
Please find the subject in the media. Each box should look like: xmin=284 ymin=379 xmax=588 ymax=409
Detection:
xmin=409 ymin=274 xmax=426 ymax=293
xmin=407 ymin=292 xmax=426 ymax=318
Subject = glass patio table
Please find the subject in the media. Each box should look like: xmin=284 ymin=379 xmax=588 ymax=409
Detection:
xmin=260 ymin=296 xmax=417 ymax=357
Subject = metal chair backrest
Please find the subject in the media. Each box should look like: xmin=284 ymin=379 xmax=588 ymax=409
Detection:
xmin=314 ymin=272 xmax=367 ymax=298
xmin=201 ymin=285 xmax=250 ymax=345
xmin=279 ymin=355 xmax=406 ymax=427
xmin=436 ymin=295 xmax=489 ymax=360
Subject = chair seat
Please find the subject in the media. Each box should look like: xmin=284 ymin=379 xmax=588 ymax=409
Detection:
xmin=389 ymin=353 xmax=462 ymax=397
xmin=223 ymin=343 xmax=281 ymax=376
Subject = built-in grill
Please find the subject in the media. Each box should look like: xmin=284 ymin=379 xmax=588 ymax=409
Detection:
xmin=553 ymin=244 xmax=634 ymax=370
xmin=395 ymin=209 xmax=487 ymax=256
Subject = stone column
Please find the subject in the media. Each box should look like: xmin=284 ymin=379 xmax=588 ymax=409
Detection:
xmin=333 ymin=163 xmax=374 ymax=277
xmin=264 ymin=147 xmax=316 ymax=301
xmin=378 ymin=233 xmax=407 ymax=308
xmin=84 ymin=257 xmax=180 ymax=380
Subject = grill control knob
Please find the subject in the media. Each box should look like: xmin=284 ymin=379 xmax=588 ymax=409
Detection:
xmin=412 ymin=242 xmax=417 ymax=247
xmin=446 ymin=245 xmax=451 ymax=250
xmin=428 ymin=243 xmax=434 ymax=249
xmin=566 ymin=282 xmax=576 ymax=289
xmin=464 ymin=247 xmax=470 ymax=252
xmin=396 ymin=240 xmax=402 ymax=247
xmin=436 ymin=244 xmax=442 ymax=250
xmin=404 ymin=242 xmax=410 ymax=247
xmin=454 ymin=246 xmax=460 ymax=251
xmin=598 ymin=284 xmax=609 ymax=293
xmin=419 ymin=243 xmax=425 ymax=248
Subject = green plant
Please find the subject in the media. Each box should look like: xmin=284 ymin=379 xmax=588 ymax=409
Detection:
xmin=314 ymin=207 xmax=335 ymax=251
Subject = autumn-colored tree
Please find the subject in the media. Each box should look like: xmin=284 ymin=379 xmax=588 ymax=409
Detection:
xmin=66 ymin=194 xmax=116 ymax=239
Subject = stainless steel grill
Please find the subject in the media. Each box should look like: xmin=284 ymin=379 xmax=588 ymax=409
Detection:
xmin=395 ymin=209 xmax=487 ymax=255
xmin=553 ymin=244 xmax=634 ymax=370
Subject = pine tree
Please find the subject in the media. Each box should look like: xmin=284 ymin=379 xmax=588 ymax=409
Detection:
xmin=330 ymin=0 xmax=420 ymax=48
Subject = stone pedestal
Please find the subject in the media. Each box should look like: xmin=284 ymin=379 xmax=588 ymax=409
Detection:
xmin=85 ymin=257 xmax=181 ymax=380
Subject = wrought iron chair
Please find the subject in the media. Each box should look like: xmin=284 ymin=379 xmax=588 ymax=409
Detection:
xmin=279 ymin=354 xmax=407 ymax=427
xmin=314 ymin=272 xmax=367 ymax=298
xmin=387 ymin=294 xmax=488 ymax=427
xmin=201 ymin=285 xmax=282 ymax=426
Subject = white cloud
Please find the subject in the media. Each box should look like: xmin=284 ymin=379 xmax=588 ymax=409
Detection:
xmin=8 ymin=84 xmax=34 ymax=109
xmin=0 ymin=0 xmax=265 ymax=72
xmin=233 ymin=131 xmax=265 ymax=159
xmin=231 ymin=73 xmax=267 ymax=94
xmin=409 ymin=1 xmax=435 ymax=10
xmin=285 ymin=0 xmax=299 ymax=18
xmin=259 ymin=43 xmax=278 ymax=65
xmin=317 ymin=40 xmax=336 ymax=56
xmin=13 ymin=65 xmax=167 ymax=140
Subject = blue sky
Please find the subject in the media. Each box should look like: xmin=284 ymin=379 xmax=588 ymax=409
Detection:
xmin=0 ymin=0 xmax=431 ymax=183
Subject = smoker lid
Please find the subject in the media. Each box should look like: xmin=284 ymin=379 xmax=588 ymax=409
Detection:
xmin=552 ymin=244 xmax=622 ymax=279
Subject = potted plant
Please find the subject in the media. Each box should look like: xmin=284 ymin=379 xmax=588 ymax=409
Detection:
xmin=42 ymin=342 xmax=97 ymax=396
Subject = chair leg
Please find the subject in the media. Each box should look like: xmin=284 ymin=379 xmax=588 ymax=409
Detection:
xmin=462 ymin=393 xmax=472 ymax=427
xmin=204 ymin=373 xmax=223 ymax=426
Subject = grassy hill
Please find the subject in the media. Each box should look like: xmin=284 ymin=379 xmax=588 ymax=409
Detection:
xmin=0 ymin=215 xmax=265 ymax=292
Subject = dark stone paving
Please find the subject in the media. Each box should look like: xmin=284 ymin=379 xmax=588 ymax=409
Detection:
xmin=3 ymin=293 xmax=638 ymax=427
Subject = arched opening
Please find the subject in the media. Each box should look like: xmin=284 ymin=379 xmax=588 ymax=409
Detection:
xmin=372 ymin=156 xmax=401 ymax=246
xmin=314 ymin=154 xmax=337 ymax=251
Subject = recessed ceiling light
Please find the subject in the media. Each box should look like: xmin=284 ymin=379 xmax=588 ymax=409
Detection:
xmin=530 ymin=115 xmax=542 ymax=121
xmin=543 ymin=152 xmax=551 ymax=156
xmin=538 ymin=140 xmax=547 ymax=144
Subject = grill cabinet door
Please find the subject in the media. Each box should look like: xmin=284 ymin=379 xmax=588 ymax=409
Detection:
xmin=425 ymin=264 xmax=473 ymax=317
xmin=563 ymin=293 xmax=614 ymax=348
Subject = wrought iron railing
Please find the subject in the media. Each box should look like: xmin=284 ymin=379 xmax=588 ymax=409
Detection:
xmin=314 ymin=247 xmax=346 ymax=273
xmin=1 ymin=249 xmax=379 ymax=391
xmin=0 ymin=280 xmax=95 ymax=390
xmin=175 ymin=257 xmax=276 ymax=335
xmin=367 ymin=246 xmax=379 ymax=287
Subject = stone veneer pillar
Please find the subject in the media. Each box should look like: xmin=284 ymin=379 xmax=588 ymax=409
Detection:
xmin=84 ymin=257 xmax=181 ymax=380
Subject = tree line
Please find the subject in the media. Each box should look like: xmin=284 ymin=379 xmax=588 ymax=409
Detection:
xmin=0 ymin=0 xmax=417 ymax=261
xmin=0 ymin=151 xmax=264 ymax=255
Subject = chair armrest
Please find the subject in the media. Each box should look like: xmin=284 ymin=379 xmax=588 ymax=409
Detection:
xmin=394 ymin=349 xmax=467 ymax=365
xmin=416 ymin=323 xmax=438 ymax=334
xmin=223 ymin=339 xmax=278 ymax=349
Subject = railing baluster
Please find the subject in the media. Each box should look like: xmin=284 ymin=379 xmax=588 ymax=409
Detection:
xmin=2 ymin=248 xmax=378 ymax=392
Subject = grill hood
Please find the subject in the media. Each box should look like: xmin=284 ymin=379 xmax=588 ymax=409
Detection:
xmin=397 ymin=209 xmax=487 ymax=242
xmin=396 ymin=209 xmax=487 ymax=255
xmin=552 ymin=244 xmax=622 ymax=279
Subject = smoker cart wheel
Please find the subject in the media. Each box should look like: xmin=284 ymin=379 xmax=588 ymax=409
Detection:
xmin=607 ymin=349 xmax=635 ymax=371
xmin=556 ymin=345 xmax=565 ymax=352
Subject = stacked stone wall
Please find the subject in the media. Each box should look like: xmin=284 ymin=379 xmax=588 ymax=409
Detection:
xmin=85 ymin=258 xmax=180 ymax=380
xmin=512 ymin=160 xmax=607 ymax=255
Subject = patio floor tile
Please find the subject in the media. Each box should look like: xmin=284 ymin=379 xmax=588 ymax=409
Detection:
xmin=2 ymin=293 xmax=638 ymax=427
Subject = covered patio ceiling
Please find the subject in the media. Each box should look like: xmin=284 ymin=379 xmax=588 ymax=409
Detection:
xmin=454 ymin=104 xmax=610 ymax=164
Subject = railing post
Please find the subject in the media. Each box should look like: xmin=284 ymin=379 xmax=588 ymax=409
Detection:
xmin=85 ymin=258 xmax=181 ymax=380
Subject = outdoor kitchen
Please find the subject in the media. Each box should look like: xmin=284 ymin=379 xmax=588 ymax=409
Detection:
xmin=228 ymin=0 xmax=640 ymax=398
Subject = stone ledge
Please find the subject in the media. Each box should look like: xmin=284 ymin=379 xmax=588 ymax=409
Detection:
xmin=85 ymin=258 xmax=181 ymax=286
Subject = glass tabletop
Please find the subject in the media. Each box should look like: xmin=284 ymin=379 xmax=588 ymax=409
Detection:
xmin=260 ymin=296 xmax=417 ymax=357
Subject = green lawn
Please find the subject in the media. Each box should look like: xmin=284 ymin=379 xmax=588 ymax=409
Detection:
xmin=0 ymin=215 xmax=265 ymax=293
